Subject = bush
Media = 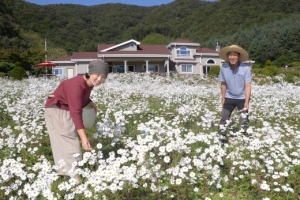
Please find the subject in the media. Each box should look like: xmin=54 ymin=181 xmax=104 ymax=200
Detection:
xmin=252 ymin=63 xmax=263 ymax=68
xmin=0 ymin=72 xmax=6 ymax=78
xmin=284 ymin=74 xmax=295 ymax=83
xmin=262 ymin=66 xmax=278 ymax=76
xmin=208 ymin=66 xmax=220 ymax=77
xmin=279 ymin=68 xmax=300 ymax=78
xmin=290 ymin=62 xmax=300 ymax=68
xmin=272 ymin=50 xmax=298 ymax=67
xmin=9 ymin=67 xmax=28 ymax=80
xmin=251 ymin=66 xmax=277 ymax=77
xmin=251 ymin=68 xmax=263 ymax=76
xmin=0 ymin=62 xmax=15 ymax=73
xmin=265 ymin=60 xmax=272 ymax=66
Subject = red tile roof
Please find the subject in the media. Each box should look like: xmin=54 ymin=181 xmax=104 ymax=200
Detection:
xmin=72 ymin=52 xmax=98 ymax=59
xmin=53 ymin=41 xmax=217 ymax=61
xmin=98 ymin=44 xmax=115 ymax=51
xmin=174 ymin=39 xmax=195 ymax=43
xmin=54 ymin=56 xmax=72 ymax=61
xmin=98 ymin=44 xmax=171 ymax=55
xmin=196 ymin=47 xmax=218 ymax=54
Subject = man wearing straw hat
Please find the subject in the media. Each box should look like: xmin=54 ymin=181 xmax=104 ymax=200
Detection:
xmin=218 ymin=45 xmax=252 ymax=144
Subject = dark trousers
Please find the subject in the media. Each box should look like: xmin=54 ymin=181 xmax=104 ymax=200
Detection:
xmin=219 ymin=98 xmax=248 ymax=126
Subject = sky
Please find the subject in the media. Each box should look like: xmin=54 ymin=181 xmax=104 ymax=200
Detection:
xmin=24 ymin=0 xmax=176 ymax=7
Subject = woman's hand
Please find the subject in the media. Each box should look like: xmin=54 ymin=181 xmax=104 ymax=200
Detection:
xmin=89 ymin=101 xmax=98 ymax=113
xmin=81 ymin=137 xmax=92 ymax=151
xmin=77 ymin=129 xmax=92 ymax=151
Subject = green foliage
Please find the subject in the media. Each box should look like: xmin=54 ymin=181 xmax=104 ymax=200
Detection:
xmin=263 ymin=66 xmax=278 ymax=76
xmin=271 ymin=77 xmax=280 ymax=83
xmin=272 ymin=50 xmax=299 ymax=67
xmin=9 ymin=66 xmax=28 ymax=80
xmin=251 ymin=68 xmax=263 ymax=76
xmin=205 ymin=14 xmax=300 ymax=66
xmin=208 ymin=65 xmax=220 ymax=76
xmin=141 ymin=33 xmax=170 ymax=45
xmin=0 ymin=72 xmax=6 ymax=77
xmin=252 ymin=62 xmax=263 ymax=68
xmin=253 ymin=65 xmax=300 ymax=84
xmin=15 ymin=61 xmax=22 ymax=67
xmin=284 ymin=74 xmax=295 ymax=83
xmin=0 ymin=62 xmax=15 ymax=73
xmin=265 ymin=60 xmax=272 ymax=66
xmin=1 ymin=0 xmax=300 ymax=67
xmin=279 ymin=68 xmax=300 ymax=76
xmin=291 ymin=62 xmax=300 ymax=67
xmin=251 ymin=66 xmax=278 ymax=77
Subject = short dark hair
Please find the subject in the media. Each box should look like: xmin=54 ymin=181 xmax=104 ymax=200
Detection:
xmin=85 ymin=73 xmax=90 ymax=79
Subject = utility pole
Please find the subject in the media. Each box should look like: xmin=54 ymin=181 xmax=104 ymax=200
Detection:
xmin=45 ymin=38 xmax=47 ymax=62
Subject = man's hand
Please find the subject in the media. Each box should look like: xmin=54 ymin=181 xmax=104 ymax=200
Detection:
xmin=221 ymin=82 xmax=226 ymax=108
xmin=244 ymin=102 xmax=249 ymax=111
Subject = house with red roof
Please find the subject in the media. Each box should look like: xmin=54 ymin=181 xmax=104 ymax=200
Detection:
xmin=51 ymin=39 xmax=224 ymax=78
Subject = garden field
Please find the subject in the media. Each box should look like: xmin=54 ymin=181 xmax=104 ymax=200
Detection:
xmin=0 ymin=74 xmax=300 ymax=200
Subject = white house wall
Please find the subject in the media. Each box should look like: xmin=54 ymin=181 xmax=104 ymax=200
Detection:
xmin=54 ymin=63 xmax=74 ymax=77
xmin=201 ymin=57 xmax=222 ymax=66
xmin=76 ymin=62 xmax=90 ymax=75
xmin=174 ymin=63 xmax=199 ymax=75
xmin=108 ymin=61 xmax=166 ymax=73
xmin=171 ymin=45 xmax=197 ymax=59
xmin=52 ymin=40 xmax=228 ymax=77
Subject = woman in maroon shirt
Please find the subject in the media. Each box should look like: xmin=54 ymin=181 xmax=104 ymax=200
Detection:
xmin=44 ymin=60 xmax=108 ymax=180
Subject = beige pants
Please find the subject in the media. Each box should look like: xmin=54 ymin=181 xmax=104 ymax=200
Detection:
xmin=45 ymin=105 xmax=82 ymax=176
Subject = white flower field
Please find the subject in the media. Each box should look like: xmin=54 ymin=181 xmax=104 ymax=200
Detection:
xmin=0 ymin=74 xmax=300 ymax=200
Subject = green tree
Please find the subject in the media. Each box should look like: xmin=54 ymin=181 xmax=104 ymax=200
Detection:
xmin=265 ymin=60 xmax=272 ymax=66
xmin=9 ymin=66 xmax=28 ymax=80
xmin=208 ymin=66 xmax=220 ymax=77
xmin=273 ymin=50 xmax=298 ymax=67
xmin=141 ymin=33 xmax=170 ymax=45
xmin=0 ymin=62 xmax=15 ymax=73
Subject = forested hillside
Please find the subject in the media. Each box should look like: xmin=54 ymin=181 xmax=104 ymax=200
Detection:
xmin=0 ymin=0 xmax=300 ymax=72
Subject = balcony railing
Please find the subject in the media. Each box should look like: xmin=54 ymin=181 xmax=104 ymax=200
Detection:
xmin=176 ymin=54 xmax=192 ymax=58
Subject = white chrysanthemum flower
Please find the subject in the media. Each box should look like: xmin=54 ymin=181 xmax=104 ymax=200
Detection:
xmin=175 ymin=178 xmax=182 ymax=185
xmin=97 ymin=143 xmax=103 ymax=149
xmin=164 ymin=156 xmax=170 ymax=163
xmin=84 ymin=190 xmax=92 ymax=198
xmin=166 ymin=144 xmax=173 ymax=153
xmin=260 ymin=181 xmax=270 ymax=191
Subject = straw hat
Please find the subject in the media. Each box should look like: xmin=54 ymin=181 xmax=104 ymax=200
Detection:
xmin=219 ymin=45 xmax=249 ymax=62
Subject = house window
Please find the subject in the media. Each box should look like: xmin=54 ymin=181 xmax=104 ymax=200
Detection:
xmin=114 ymin=65 xmax=135 ymax=73
xmin=128 ymin=65 xmax=135 ymax=72
xmin=54 ymin=68 xmax=63 ymax=76
xmin=181 ymin=64 xmax=192 ymax=73
xmin=207 ymin=59 xmax=215 ymax=65
xmin=143 ymin=64 xmax=159 ymax=72
xmin=176 ymin=46 xmax=191 ymax=58
xmin=203 ymin=59 xmax=215 ymax=74
xmin=116 ymin=66 xmax=125 ymax=73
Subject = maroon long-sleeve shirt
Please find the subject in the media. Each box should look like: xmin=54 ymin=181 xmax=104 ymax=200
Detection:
xmin=45 ymin=75 xmax=93 ymax=130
